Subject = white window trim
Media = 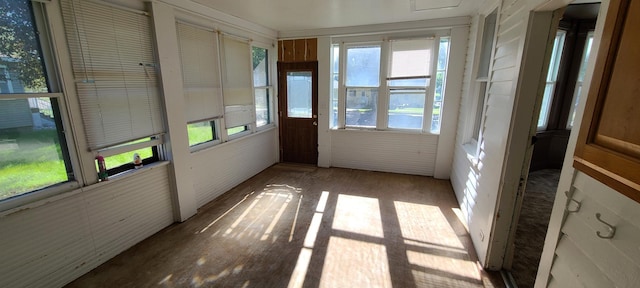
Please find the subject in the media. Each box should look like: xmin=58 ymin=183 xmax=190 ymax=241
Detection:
xmin=333 ymin=33 xmax=448 ymax=133
xmin=252 ymin=42 xmax=276 ymax=131
xmin=464 ymin=5 xmax=500 ymax=160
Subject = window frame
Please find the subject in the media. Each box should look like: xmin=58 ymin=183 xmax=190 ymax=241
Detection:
xmin=0 ymin=0 xmax=81 ymax=211
xmin=537 ymin=30 xmax=567 ymax=131
xmin=251 ymin=43 xmax=274 ymax=130
xmin=333 ymin=34 xmax=449 ymax=133
xmin=465 ymin=6 xmax=500 ymax=159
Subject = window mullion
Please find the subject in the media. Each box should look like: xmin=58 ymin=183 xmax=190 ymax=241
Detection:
xmin=338 ymin=42 xmax=346 ymax=129
xmin=378 ymin=40 xmax=389 ymax=130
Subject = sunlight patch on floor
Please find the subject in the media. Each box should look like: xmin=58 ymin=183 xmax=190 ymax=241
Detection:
xmin=320 ymin=236 xmax=392 ymax=288
xmin=394 ymin=201 xmax=464 ymax=249
xmin=332 ymin=194 xmax=384 ymax=238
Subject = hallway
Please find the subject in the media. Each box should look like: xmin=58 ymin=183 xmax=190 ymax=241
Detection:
xmin=67 ymin=164 xmax=504 ymax=287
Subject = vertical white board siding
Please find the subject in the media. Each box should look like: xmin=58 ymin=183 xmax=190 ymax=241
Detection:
xmin=546 ymin=172 xmax=640 ymax=288
xmin=191 ymin=128 xmax=278 ymax=208
xmin=330 ymin=130 xmax=437 ymax=176
xmin=0 ymin=164 xmax=174 ymax=288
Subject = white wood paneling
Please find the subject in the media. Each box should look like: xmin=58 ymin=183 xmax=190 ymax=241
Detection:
xmin=191 ymin=128 xmax=278 ymax=208
xmin=330 ymin=130 xmax=437 ymax=176
xmin=545 ymin=173 xmax=640 ymax=288
xmin=0 ymin=164 xmax=174 ymax=288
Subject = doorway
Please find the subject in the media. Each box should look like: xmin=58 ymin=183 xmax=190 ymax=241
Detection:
xmin=506 ymin=3 xmax=600 ymax=287
xmin=277 ymin=62 xmax=318 ymax=165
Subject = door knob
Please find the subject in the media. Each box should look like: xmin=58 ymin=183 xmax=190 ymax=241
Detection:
xmin=312 ymin=121 xmax=318 ymax=126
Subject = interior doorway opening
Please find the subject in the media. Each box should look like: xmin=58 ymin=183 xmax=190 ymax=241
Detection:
xmin=506 ymin=3 xmax=600 ymax=287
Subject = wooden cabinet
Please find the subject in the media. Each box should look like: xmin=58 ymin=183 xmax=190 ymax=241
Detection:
xmin=574 ymin=0 xmax=640 ymax=203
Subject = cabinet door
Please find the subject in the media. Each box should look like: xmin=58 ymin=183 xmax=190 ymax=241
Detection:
xmin=574 ymin=0 xmax=640 ymax=203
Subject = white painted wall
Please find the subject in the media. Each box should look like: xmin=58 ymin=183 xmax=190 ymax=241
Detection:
xmin=331 ymin=130 xmax=438 ymax=176
xmin=192 ymin=128 xmax=278 ymax=207
xmin=450 ymin=0 xmax=567 ymax=267
xmin=0 ymin=164 xmax=174 ymax=288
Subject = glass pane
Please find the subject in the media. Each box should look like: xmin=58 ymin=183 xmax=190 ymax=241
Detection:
xmin=438 ymin=38 xmax=450 ymax=70
xmin=472 ymin=82 xmax=487 ymax=141
xmin=568 ymin=84 xmax=582 ymax=129
xmin=331 ymin=45 xmax=340 ymax=128
xmin=388 ymin=90 xmax=425 ymax=129
xmin=102 ymin=147 xmax=154 ymax=171
xmin=255 ymin=88 xmax=269 ymax=127
xmin=287 ymin=71 xmax=312 ymax=118
xmin=188 ymin=120 xmax=216 ymax=147
xmin=577 ymin=33 xmax=594 ymax=82
xmin=346 ymin=88 xmax=377 ymax=127
xmin=478 ymin=9 xmax=497 ymax=79
xmin=228 ymin=125 xmax=248 ymax=136
xmin=346 ymin=46 xmax=381 ymax=87
xmin=537 ymin=83 xmax=555 ymax=129
xmin=546 ymin=31 xmax=566 ymax=82
xmin=389 ymin=39 xmax=432 ymax=78
xmin=0 ymin=98 xmax=70 ymax=200
xmin=0 ymin=0 xmax=49 ymax=93
xmin=252 ymin=47 xmax=268 ymax=86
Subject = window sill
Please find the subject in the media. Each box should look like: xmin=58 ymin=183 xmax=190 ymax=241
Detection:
xmin=191 ymin=126 xmax=277 ymax=156
xmin=463 ymin=142 xmax=479 ymax=164
xmin=331 ymin=127 xmax=439 ymax=136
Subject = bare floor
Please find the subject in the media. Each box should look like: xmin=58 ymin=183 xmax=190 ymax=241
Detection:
xmin=67 ymin=164 xmax=504 ymax=288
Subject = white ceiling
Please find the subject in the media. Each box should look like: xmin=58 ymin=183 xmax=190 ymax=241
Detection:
xmin=192 ymin=0 xmax=481 ymax=32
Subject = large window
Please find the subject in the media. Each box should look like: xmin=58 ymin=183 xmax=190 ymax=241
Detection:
xmin=471 ymin=9 xmax=497 ymax=143
xmin=0 ymin=0 xmax=74 ymax=201
xmin=61 ymin=0 xmax=163 ymax=177
xmin=336 ymin=37 xmax=447 ymax=131
xmin=537 ymin=30 xmax=566 ymax=130
xmin=253 ymin=46 xmax=272 ymax=128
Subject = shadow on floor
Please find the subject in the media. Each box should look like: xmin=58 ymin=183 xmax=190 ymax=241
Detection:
xmin=67 ymin=164 xmax=505 ymax=288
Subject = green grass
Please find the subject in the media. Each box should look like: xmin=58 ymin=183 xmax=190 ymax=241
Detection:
xmin=228 ymin=126 xmax=247 ymax=136
xmin=102 ymin=146 xmax=154 ymax=170
xmin=188 ymin=123 xmax=214 ymax=146
xmin=0 ymin=129 xmax=68 ymax=200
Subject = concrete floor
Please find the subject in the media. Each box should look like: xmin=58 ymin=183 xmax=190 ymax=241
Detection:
xmin=67 ymin=164 xmax=504 ymax=287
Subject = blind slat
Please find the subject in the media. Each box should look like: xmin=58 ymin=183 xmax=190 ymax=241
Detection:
xmin=61 ymin=0 xmax=164 ymax=150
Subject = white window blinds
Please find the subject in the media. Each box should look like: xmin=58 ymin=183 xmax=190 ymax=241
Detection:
xmin=176 ymin=22 xmax=223 ymax=123
xmin=221 ymin=35 xmax=253 ymax=127
xmin=389 ymin=39 xmax=433 ymax=79
xmin=60 ymin=0 xmax=164 ymax=150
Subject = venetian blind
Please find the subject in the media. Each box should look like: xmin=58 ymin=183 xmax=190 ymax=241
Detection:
xmin=60 ymin=0 xmax=164 ymax=150
xmin=221 ymin=35 xmax=253 ymax=127
xmin=176 ymin=22 xmax=223 ymax=123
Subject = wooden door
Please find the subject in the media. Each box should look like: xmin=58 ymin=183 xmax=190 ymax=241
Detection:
xmin=278 ymin=62 xmax=318 ymax=164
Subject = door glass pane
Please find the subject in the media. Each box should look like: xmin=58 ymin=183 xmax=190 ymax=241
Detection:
xmin=287 ymin=71 xmax=312 ymax=118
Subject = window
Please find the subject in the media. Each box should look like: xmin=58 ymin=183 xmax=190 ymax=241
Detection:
xmin=253 ymin=46 xmax=271 ymax=128
xmin=345 ymin=45 xmax=381 ymax=128
xmin=432 ymin=37 xmax=451 ymax=133
xmin=176 ymin=22 xmax=223 ymax=148
xmin=387 ymin=39 xmax=432 ymax=130
xmin=221 ymin=35 xmax=253 ymax=133
xmin=471 ymin=9 xmax=497 ymax=143
xmin=330 ymin=44 xmax=339 ymax=128
xmin=567 ymin=31 xmax=594 ymax=129
xmin=537 ymin=30 xmax=566 ymax=130
xmin=0 ymin=0 xmax=74 ymax=201
xmin=61 ymin=0 xmax=164 ymax=176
